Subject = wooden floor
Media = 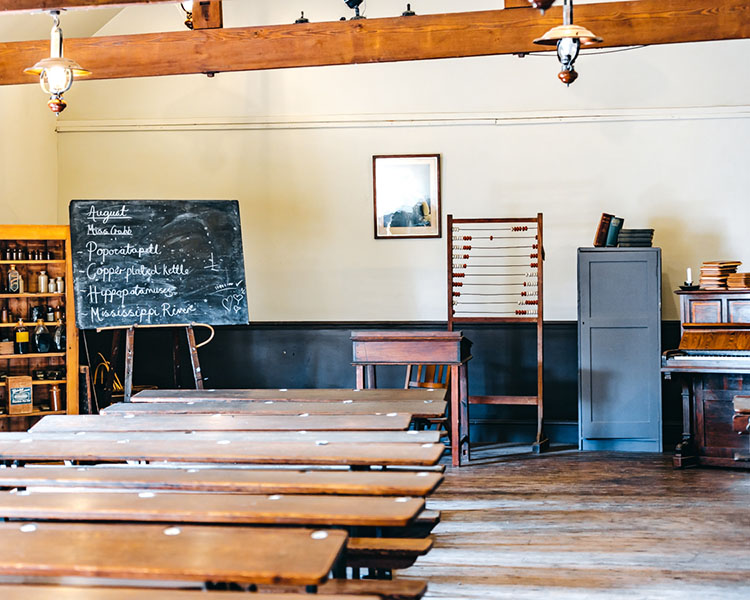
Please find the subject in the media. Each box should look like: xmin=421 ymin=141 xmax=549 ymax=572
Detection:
xmin=401 ymin=447 xmax=750 ymax=599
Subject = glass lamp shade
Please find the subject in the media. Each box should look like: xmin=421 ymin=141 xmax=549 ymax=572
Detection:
xmin=533 ymin=24 xmax=603 ymax=46
xmin=24 ymin=56 xmax=90 ymax=95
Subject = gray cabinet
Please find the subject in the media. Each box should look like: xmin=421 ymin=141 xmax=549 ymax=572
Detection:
xmin=577 ymin=248 xmax=662 ymax=451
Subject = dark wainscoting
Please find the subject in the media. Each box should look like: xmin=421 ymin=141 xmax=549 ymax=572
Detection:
xmin=80 ymin=320 xmax=683 ymax=449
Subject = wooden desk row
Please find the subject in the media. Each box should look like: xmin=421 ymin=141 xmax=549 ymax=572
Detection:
xmin=0 ymin=390 xmax=443 ymax=598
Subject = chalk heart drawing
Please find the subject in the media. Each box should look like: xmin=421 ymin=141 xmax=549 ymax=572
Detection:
xmin=222 ymin=293 xmax=245 ymax=313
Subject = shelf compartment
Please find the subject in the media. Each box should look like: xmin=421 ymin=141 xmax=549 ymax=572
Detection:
xmin=0 ymin=410 xmax=66 ymax=419
xmin=0 ymin=260 xmax=65 ymax=265
xmin=0 ymin=321 xmax=63 ymax=328
xmin=0 ymin=293 xmax=65 ymax=299
xmin=0 ymin=353 xmax=65 ymax=360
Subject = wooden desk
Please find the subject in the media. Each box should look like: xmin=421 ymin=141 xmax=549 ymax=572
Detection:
xmin=132 ymin=388 xmax=447 ymax=403
xmin=0 ymin=437 xmax=444 ymax=467
xmin=0 ymin=586 xmax=374 ymax=600
xmin=0 ymin=522 xmax=345 ymax=586
xmin=0 ymin=491 xmax=425 ymax=527
xmin=2 ymin=430 xmax=441 ymax=444
xmin=0 ymin=466 xmax=444 ymax=496
xmin=30 ymin=414 xmax=412 ymax=433
xmin=351 ymin=331 xmax=472 ymax=466
xmin=102 ymin=400 xmax=447 ymax=420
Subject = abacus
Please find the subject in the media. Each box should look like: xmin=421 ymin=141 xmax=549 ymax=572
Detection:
xmin=447 ymin=213 xmax=548 ymax=453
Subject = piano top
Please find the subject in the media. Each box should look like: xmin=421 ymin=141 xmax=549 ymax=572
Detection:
xmin=662 ymin=322 xmax=750 ymax=374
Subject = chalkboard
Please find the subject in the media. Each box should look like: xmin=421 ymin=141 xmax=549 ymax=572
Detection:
xmin=69 ymin=200 xmax=249 ymax=330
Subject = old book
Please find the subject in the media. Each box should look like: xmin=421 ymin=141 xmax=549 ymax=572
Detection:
xmin=593 ymin=213 xmax=613 ymax=247
xmin=605 ymin=216 xmax=624 ymax=247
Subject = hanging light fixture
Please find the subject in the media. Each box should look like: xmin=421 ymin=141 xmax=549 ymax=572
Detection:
xmin=24 ymin=10 xmax=90 ymax=114
xmin=533 ymin=0 xmax=602 ymax=85
xmin=527 ymin=0 xmax=556 ymax=12
xmin=180 ymin=1 xmax=194 ymax=29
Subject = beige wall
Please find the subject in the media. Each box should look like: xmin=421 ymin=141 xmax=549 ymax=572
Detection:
xmin=46 ymin=1 xmax=750 ymax=320
xmin=0 ymin=85 xmax=58 ymax=224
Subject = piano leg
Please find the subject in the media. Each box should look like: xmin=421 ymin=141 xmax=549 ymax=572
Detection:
xmin=673 ymin=377 xmax=698 ymax=469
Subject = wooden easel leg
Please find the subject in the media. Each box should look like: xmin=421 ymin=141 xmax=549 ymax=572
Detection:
xmin=172 ymin=328 xmax=182 ymax=388
xmin=186 ymin=325 xmax=205 ymax=389
xmin=531 ymin=403 xmax=550 ymax=454
xmin=102 ymin=329 xmax=123 ymax=408
xmin=123 ymin=327 xmax=135 ymax=403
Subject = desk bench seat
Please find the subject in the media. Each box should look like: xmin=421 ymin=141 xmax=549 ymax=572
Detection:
xmin=0 ymin=587 xmax=376 ymax=600
xmin=132 ymin=388 xmax=446 ymax=403
xmin=30 ymin=414 xmax=412 ymax=433
xmin=0 ymin=491 xmax=424 ymax=528
xmin=0 ymin=522 xmax=346 ymax=586
xmin=0 ymin=437 xmax=444 ymax=468
xmin=102 ymin=400 xmax=447 ymax=420
xmin=2 ymin=430 xmax=440 ymax=444
xmin=0 ymin=466 xmax=443 ymax=497
xmin=319 ymin=578 xmax=427 ymax=600
xmin=346 ymin=537 xmax=433 ymax=571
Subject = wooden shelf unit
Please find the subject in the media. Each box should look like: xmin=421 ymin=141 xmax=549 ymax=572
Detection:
xmin=447 ymin=213 xmax=547 ymax=454
xmin=0 ymin=225 xmax=78 ymax=427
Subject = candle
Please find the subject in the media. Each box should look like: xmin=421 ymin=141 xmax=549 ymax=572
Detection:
xmin=686 ymin=267 xmax=693 ymax=285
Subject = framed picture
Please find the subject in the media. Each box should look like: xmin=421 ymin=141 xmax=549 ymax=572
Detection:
xmin=373 ymin=154 xmax=441 ymax=239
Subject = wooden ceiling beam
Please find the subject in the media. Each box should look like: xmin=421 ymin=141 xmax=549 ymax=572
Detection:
xmin=0 ymin=0 xmax=176 ymax=12
xmin=1 ymin=0 xmax=749 ymax=85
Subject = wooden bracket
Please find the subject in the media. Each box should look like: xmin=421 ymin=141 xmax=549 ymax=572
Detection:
xmin=192 ymin=0 xmax=223 ymax=30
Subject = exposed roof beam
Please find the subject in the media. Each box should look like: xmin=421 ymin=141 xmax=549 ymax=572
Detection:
xmin=0 ymin=0 xmax=176 ymax=12
xmin=1 ymin=0 xmax=749 ymax=86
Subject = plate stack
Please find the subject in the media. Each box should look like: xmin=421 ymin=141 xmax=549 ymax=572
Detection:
xmin=700 ymin=261 xmax=742 ymax=290
xmin=617 ymin=229 xmax=654 ymax=247
xmin=727 ymin=272 xmax=750 ymax=290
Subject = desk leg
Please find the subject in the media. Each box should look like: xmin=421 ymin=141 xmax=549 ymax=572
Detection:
xmin=355 ymin=366 xmax=364 ymax=390
xmin=451 ymin=364 xmax=470 ymax=467
xmin=365 ymin=365 xmax=376 ymax=389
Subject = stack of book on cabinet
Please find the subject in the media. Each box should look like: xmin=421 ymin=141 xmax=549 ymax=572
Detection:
xmin=728 ymin=272 xmax=750 ymax=289
xmin=700 ymin=261 xmax=742 ymax=290
xmin=617 ymin=229 xmax=654 ymax=247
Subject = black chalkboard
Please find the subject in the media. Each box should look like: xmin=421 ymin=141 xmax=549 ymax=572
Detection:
xmin=69 ymin=200 xmax=249 ymax=329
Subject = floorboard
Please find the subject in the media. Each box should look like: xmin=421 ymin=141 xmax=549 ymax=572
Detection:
xmin=400 ymin=446 xmax=750 ymax=599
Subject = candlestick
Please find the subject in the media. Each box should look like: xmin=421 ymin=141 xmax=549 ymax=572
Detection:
xmin=686 ymin=267 xmax=693 ymax=285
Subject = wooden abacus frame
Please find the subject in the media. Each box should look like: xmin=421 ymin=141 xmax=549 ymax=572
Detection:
xmin=447 ymin=213 xmax=548 ymax=454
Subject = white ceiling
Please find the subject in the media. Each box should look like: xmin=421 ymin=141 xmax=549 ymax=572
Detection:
xmin=0 ymin=7 xmax=123 ymax=43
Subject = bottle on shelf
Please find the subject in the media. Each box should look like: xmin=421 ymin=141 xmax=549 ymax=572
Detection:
xmin=33 ymin=319 xmax=52 ymax=353
xmin=48 ymin=280 xmax=56 ymax=293
xmin=53 ymin=322 xmax=66 ymax=352
xmin=46 ymin=304 xmax=55 ymax=323
xmin=38 ymin=270 xmax=48 ymax=295
xmin=14 ymin=319 xmax=29 ymax=354
xmin=29 ymin=304 xmax=45 ymax=322
xmin=55 ymin=276 xmax=64 ymax=294
xmin=50 ymin=384 xmax=62 ymax=411
xmin=7 ymin=264 xmax=20 ymax=293
xmin=1 ymin=306 xmax=7 ymax=323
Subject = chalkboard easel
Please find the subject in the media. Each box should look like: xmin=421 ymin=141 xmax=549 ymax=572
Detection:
xmin=101 ymin=323 xmax=211 ymax=404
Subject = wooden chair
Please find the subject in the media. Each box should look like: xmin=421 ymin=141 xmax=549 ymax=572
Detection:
xmin=404 ymin=365 xmax=451 ymax=390
xmin=405 ymin=364 xmax=450 ymax=433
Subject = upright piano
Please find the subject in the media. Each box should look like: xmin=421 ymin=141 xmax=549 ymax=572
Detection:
xmin=662 ymin=289 xmax=750 ymax=468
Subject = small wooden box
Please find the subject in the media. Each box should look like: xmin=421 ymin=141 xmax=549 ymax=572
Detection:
xmin=7 ymin=376 xmax=33 ymax=415
xmin=0 ymin=341 xmax=13 ymax=355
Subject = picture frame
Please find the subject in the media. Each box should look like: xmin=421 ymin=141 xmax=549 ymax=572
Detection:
xmin=373 ymin=154 xmax=441 ymax=239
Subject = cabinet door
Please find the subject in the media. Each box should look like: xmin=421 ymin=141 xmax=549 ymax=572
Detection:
xmin=578 ymin=249 xmax=662 ymax=449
